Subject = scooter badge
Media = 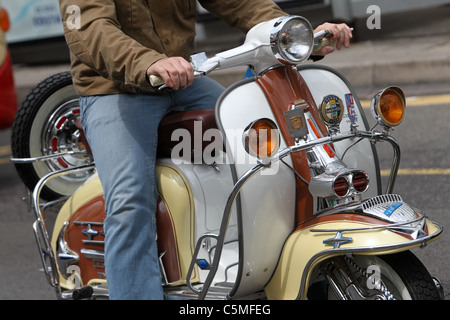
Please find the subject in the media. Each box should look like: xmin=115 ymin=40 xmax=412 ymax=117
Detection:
xmin=345 ymin=93 xmax=357 ymax=124
xmin=320 ymin=94 xmax=344 ymax=127
xmin=284 ymin=107 xmax=308 ymax=139
xmin=290 ymin=116 xmax=303 ymax=130
xmin=323 ymin=231 xmax=353 ymax=249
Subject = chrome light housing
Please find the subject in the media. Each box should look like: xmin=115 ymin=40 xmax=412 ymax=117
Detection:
xmin=370 ymin=86 xmax=406 ymax=128
xmin=309 ymin=169 xmax=369 ymax=199
xmin=270 ymin=16 xmax=314 ymax=65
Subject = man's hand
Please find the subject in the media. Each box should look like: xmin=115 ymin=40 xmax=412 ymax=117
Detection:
xmin=147 ymin=57 xmax=194 ymax=90
xmin=313 ymin=22 xmax=353 ymax=56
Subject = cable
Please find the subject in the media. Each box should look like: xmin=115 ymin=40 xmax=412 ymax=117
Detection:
xmin=280 ymin=158 xmax=310 ymax=185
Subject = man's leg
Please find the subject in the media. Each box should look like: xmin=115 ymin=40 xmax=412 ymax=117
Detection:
xmin=78 ymin=77 xmax=225 ymax=300
xmin=171 ymin=76 xmax=225 ymax=111
xmin=80 ymin=93 xmax=171 ymax=300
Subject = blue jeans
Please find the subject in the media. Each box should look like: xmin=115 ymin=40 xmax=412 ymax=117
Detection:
xmin=79 ymin=77 xmax=224 ymax=300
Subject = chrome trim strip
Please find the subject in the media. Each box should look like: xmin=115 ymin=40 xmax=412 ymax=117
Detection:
xmin=310 ymin=216 xmax=426 ymax=233
xmin=73 ymin=221 xmax=104 ymax=226
xmin=82 ymin=240 xmax=105 ymax=245
xmin=80 ymin=248 xmax=105 ymax=261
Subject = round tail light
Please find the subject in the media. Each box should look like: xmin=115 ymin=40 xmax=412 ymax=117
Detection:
xmin=352 ymin=171 xmax=369 ymax=193
xmin=333 ymin=176 xmax=349 ymax=197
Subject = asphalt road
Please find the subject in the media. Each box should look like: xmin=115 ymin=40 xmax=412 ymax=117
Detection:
xmin=369 ymin=95 xmax=450 ymax=300
xmin=0 ymin=85 xmax=449 ymax=300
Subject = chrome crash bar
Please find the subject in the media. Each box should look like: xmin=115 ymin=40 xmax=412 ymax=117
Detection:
xmin=188 ymin=129 xmax=401 ymax=299
xmin=24 ymin=128 xmax=401 ymax=299
xmin=10 ymin=151 xmax=87 ymax=164
xmin=29 ymin=163 xmax=95 ymax=296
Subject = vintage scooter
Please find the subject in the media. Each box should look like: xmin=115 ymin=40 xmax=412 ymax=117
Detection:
xmin=11 ymin=15 xmax=443 ymax=300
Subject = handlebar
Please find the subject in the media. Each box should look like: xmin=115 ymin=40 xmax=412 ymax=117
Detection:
xmin=148 ymin=70 xmax=206 ymax=90
xmin=148 ymin=28 xmax=348 ymax=90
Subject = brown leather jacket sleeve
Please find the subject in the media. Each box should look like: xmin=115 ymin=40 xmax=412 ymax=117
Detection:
xmin=59 ymin=0 xmax=286 ymax=96
xmin=59 ymin=0 xmax=167 ymax=93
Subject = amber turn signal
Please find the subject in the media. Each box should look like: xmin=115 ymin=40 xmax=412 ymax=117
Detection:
xmin=371 ymin=87 xmax=406 ymax=127
xmin=243 ymin=119 xmax=280 ymax=159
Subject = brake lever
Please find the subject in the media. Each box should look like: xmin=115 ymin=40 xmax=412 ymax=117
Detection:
xmin=313 ymin=30 xmax=332 ymax=51
xmin=313 ymin=28 xmax=354 ymax=51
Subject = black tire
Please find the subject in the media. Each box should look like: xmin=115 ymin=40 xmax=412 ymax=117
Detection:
xmin=352 ymin=251 xmax=442 ymax=300
xmin=311 ymin=251 xmax=442 ymax=300
xmin=377 ymin=251 xmax=442 ymax=300
xmin=11 ymin=71 xmax=93 ymax=201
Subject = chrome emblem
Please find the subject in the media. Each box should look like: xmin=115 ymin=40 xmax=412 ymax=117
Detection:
xmin=74 ymin=221 xmax=105 ymax=245
xmin=323 ymin=231 xmax=353 ymax=249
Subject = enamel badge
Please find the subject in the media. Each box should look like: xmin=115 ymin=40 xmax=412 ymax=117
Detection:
xmin=320 ymin=95 xmax=344 ymax=127
xmin=345 ymin=93 xmax=357 ymax=124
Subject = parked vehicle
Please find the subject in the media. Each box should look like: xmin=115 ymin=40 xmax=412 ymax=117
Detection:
xmin=11 ymin=15 xmax=443 ymax=300
xmin=0 ymin=4 xmax=17 ymax=129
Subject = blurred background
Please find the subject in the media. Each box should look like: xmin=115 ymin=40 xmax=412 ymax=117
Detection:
xmin=0 ymin=0 xmax=449 ymax=299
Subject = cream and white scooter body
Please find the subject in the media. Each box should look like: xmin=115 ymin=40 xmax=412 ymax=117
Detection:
xmin=23 ymin=15 xmax=442 ymax=300
xmin=206 ymin=67 xmax=378 ymax=298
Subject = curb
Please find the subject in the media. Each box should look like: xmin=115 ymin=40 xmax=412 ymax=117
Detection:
xmin=13 ymin=57 xmax=450 ymax=97
xmin=330 ymin=57 xmax=450 ymax=89
xmin=207 ymin=57 xmax=450 ymax=91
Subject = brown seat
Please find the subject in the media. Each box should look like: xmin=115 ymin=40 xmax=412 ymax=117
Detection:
xmin=76 ymin=109 xmax=218 ymax=161
xmin=157 ymin=109 xmax=218 ymax=160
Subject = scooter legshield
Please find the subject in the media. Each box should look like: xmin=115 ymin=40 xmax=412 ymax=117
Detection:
xmin=214 ymin=65 xmax=381 ymax=298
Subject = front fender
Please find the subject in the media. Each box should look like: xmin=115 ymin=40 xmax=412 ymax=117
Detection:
xmin=264 ymin=216 xmax=442 ymax=300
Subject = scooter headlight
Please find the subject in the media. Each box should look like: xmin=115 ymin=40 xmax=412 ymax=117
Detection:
xmin=270 ymin=16 xmax=314 ymax=64
xmin=370 ymin=87 xmax=406 ymax=127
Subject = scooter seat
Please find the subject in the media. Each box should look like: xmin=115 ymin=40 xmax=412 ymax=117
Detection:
xmin=157 ymin=109 xmax=218 ymax=160
xmin=75 ymin=109 xmax=218 ymax=161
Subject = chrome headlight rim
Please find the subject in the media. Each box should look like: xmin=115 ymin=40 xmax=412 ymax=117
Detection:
xmin=242 ymin=118 xmax=281 ymax=160
xmin=270 ymin=15 xmax=314 ymax=65
xmin=370 ymin=86 xmax=406 ymax=128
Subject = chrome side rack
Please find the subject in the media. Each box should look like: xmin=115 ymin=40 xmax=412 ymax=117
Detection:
xmin=30 ymin=163 xmax=96 ymax=297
